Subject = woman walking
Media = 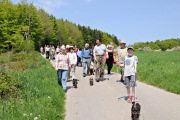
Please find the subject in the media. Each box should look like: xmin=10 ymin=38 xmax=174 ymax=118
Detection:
xmin=105 ymin=44 xmax=116 ymax=75
xmin=56 ymin=45 xmax=71 ymax=92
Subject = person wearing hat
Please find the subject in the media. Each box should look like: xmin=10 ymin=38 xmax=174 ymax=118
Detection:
xmin=116 ymin=41 xmax=128 ymax=83
xmin=81 ymin=43 xmax=92 ymax=77
xmin=105 ymin=44 xmax=116 ymax=75
xmin=120 ymin=47 xmax=138 ymax=103
xmin=67 ymin=46 xmax=77 ymax=81
xmin=56 ymin=45 xmax=71 ymax=92
xmin=66 ymin=45 xmax=70 ymax=53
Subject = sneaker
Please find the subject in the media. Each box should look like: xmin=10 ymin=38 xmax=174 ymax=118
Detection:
xmin=63 ymin=89 xmax=67 ymax=93
xmin=83 ymin=73 xmax=86 ymax=77
xmin=96 ymin=79 xmax=99 ymax=82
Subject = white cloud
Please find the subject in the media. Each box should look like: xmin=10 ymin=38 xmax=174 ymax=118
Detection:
xmin=36 ymin=0 xmax=68 ymax=14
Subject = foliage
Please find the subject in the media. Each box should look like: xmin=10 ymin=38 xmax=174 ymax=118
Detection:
xmin=133 ymin=39 xmax=180 ymax=51
xmin=0 ymin=51 xmax=65 ymax=120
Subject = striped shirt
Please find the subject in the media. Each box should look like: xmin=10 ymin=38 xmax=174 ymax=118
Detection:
xmin=56 ymin=53 xmax=71 ymax=70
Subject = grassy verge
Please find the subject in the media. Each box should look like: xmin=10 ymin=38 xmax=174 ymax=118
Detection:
xmin=107 ymin=51 xmax=180 ymax=94
xmin=134 ymin=51 xmax=180 ymax=94
xmin=0 ymin=51 xmax=65 ymax=120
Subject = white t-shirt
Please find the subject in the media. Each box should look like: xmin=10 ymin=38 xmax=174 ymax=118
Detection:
xmin=123 ymin=55 xmax=138 ymax=76
xmin=46 ymin=47 xmax=50 ymax=52
xmin=67 ymin=52 xmax=77 ymax=65
xmin=94 ymin=44 xmax=107 ymax=55
xmin=56 ymin=48 xmax=60 ymax=52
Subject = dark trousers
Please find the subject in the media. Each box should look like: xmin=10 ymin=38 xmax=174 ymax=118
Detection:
xmin=106 ymin=59 xmax=113 ymax=74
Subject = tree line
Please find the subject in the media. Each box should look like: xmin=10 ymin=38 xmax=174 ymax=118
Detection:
xmin=0 ymin=0 xmax=120 ymax=53
xmin=133 ymin=38 xmax=180 ymax=51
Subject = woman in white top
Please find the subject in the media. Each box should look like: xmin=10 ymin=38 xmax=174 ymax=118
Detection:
xmin=67 ymin=46 xmax=77 ymax=81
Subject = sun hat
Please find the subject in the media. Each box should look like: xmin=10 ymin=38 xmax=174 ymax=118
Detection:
xmin=61 ymin=45 xmax=66 ymax=50
xmin=127 ymin=47 xmax=134 ymax=51
xmin=69 ymin=46 xmax=74 ymax=50
xmin=120 ymin=41 xmax=126 ymax=45
xmin=66 ymin=45 xmax=70 ymax=48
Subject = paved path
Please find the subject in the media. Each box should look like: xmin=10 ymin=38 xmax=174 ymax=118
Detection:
xmin=47 ymin=56 xmax=180 ymax=120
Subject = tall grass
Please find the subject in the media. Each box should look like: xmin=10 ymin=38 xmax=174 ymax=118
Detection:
xmin=134 ymin=51 xmax=180 ymax=94
xmin=107 ymin=51 xmax=180 ymax=94
xmin=0 ymin=52 xmax=65 ymax=120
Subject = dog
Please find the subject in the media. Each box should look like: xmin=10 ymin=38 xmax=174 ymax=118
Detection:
xmin=89 ymin=77 xmax=93 ymax=86
xmin=73 ymin=79 xmax=78 ymax=88
xmin=131 ymin=102 xmax=141 ymax=120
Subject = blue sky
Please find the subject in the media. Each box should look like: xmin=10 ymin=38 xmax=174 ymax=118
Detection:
xmin=12 ymin=0 xmax=180 ymax=45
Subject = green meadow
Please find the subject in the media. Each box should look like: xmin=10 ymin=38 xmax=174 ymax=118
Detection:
xmin=0 ymin=52 xmax=65 ymax=120
xmin=108 ymin=51 xmax=180 ymax=94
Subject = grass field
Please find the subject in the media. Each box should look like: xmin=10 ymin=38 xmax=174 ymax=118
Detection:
xmin=108 ymin=51 xmax=180 ymax=94
xmin=0 ymin=52 xmax=65 ymax=120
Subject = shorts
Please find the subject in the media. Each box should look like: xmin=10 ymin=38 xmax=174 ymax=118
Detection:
xmin=125 ymin=75 xmax=136 ymax=88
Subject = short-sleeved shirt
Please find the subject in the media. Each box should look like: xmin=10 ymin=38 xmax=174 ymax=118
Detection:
xmin=123 ymin=55 xmax=138 ymax=76
xmin=94 ymin=44 xmax=107 ymax=56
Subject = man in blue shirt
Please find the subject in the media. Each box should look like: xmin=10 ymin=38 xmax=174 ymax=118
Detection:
xmin=81 ymin=43 xmax=92 ymax=77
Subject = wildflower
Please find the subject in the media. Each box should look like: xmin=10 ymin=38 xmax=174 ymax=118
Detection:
xmin=30 ymin=113 xmax=33 ymax=116
xmin=34 ymin=117 xmax=38 ymax=120
xmin=23 ymin=113 xmax=27 ymax=116
xmin=38 ymin=115 xmax=40 ymax=117
xmin=48 ymin=96 xmax=51 ymax=98
xmin=172 ymin=62 xmax=174 ymax=64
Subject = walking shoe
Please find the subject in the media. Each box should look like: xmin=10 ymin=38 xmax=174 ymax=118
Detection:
xmin=83 ymin=73 xmax=86 ymax=77
xmin=96 ymin=79 xmax=99 ymax=82
xmin=63 ymin=89 xmax=67 ymax=93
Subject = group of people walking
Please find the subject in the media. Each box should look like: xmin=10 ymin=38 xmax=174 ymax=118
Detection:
xmin=43 ymin=39 xmax=138 ymax=103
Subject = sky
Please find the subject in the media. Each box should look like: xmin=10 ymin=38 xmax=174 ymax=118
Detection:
xmin=12 ymin=0 xmax=180 ymax=45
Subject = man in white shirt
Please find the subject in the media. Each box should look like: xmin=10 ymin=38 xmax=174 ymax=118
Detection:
xmin=94 ymin=39 xmax=107 ymax=82
xmin=67 ymin=46 xmax=77 ymax=81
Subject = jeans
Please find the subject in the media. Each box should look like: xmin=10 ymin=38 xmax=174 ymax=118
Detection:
xmin=83 ymin=58 xmax=91 ymax=74
xmin=57 ymin=70 xmax=68 ymax=90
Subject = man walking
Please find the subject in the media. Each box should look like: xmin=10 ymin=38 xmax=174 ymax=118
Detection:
xmin=94 ymin=39 xmax=107 ymax=82
xmin=81 ymin=43 xmax=92 ymax=77
xmin=116 ymin=41 xmax=128 ymax=83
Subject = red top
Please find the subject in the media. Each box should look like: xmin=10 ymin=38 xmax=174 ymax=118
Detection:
xmin=74 ymin=48 xmax=79 ymax=53
xmin=105 ymin=50 xmax=116 ymax=64
xmin=65 ymin=51 xmax=70 ymax=53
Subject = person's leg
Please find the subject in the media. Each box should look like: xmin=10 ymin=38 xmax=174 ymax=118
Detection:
xmin=62 ymin=70 xmax=68 ymax=90
xmin=125 ymin=76 xmax=131 ymax=102
xmin=109 ymin=60 xmax=113 ymax=74
xmin=95 ymin=56 xmax=100 ymax=81
xmin=57 ymin=70 xmax=62 ymax=86
xmin=86 ymin=58 xmax=91 ymax=75
xmin=100 ymin=56 xmax=105 ymax=80
xmin=106 ymin=60 xmax=110 ymax=74
xmin=83 ymin=59 xmax=86 ymax=76
xmin=71 ymin=65 xmax=76 ymax=79
xmin=131 ymin=75 xmax=136 ymax=102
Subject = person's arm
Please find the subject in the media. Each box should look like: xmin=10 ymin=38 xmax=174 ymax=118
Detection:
xmin=93 ymin=47 xmax=97 ymax=61
xmin=134 ymin=56 xmax=138 ymax=73
xmin=55 ymin=55 xmax=58 ymax=71
xmin=81 ymin=49 xmax=84 ymax=62
xmin=67 ymin=56 xmax=71 ymax=72
xmin=74 ymin=53 xmax=77 ymax=66
xmin=120 ymin=57 xmax=125 ymax=67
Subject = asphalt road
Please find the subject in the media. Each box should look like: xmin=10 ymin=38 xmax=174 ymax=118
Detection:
xmin=48 ymin=57 xmax=180 ymax=120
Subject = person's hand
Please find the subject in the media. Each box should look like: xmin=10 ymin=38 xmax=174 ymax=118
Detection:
xmin=116 ymin=62 xmax=119 ymax=66
xmin=55 ymin=68 xmax=58 ymax=71
xmin=81 ymin=60 xmax=82 ymax=63
xmin=94 ymin=57 xmax=97 ymax=61
xmin=134 ymin=69 xmax=137 ymax=73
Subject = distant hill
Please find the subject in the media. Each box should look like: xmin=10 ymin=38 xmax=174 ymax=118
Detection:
xmin=133 ymin=38 xmax=180 ymax=51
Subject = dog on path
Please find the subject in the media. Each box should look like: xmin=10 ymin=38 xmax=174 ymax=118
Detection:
xmin=131 ymin=102 xmax=141 ymax=120
xmin=89 ymin=77 xmax=93 ymax=86
xmin=73 ymin=79 xmax=78 ymax=88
